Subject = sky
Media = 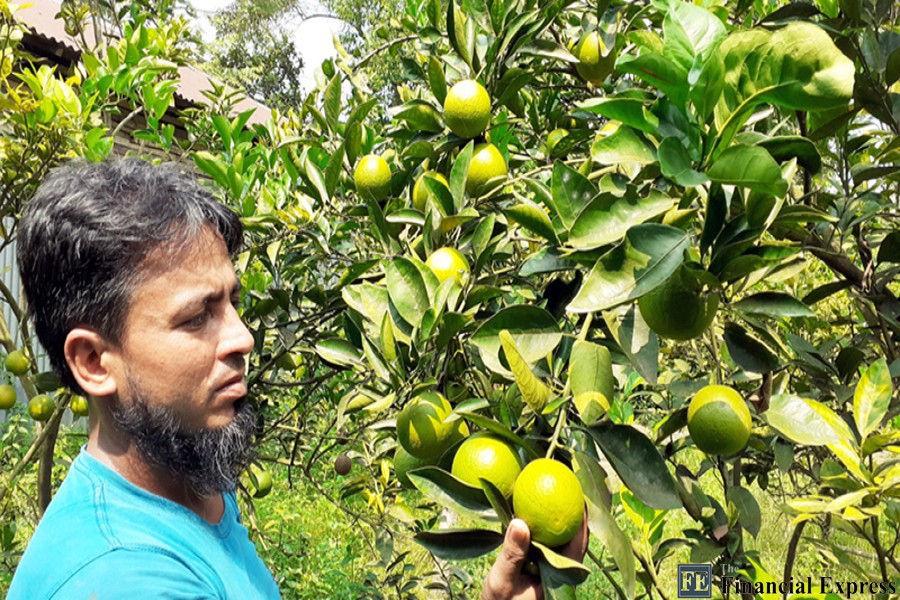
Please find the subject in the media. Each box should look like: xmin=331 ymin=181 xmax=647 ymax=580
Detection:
xmin=187 ymin=0 xmax=341 ymax=93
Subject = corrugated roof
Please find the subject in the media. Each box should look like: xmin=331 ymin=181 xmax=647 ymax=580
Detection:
xmin=14 ymin=0 xmax=272 ymax=125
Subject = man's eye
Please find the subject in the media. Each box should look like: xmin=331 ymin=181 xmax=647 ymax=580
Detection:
xmin=184 ymin=311 xmax=209 ymax=328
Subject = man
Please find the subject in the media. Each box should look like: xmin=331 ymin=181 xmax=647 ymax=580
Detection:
xmin=9 ymin=159 xmax=583 ymax=599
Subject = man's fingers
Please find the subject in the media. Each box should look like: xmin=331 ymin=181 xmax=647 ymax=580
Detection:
xmin=483 ymin=519 xmax=538 ymax=600
xmin=559 ymin=507 xmax=589 ymax=562
xmin=495 ymin=519 xmax=531 ymax=577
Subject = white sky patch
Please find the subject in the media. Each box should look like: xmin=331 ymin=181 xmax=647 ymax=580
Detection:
xmin=188 ymin=0 xmax=341 ymax=93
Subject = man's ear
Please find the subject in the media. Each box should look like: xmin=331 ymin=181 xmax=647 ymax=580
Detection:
xmin=64 ymin=328 xmax=119 ymax=397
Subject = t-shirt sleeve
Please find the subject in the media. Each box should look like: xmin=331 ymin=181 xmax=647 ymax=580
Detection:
xmin=49 ymin=547 xmax=221 ymax=600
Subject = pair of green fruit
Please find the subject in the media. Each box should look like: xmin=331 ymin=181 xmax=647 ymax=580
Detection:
xmin=395 ymin=392 xmax=584 ymax=547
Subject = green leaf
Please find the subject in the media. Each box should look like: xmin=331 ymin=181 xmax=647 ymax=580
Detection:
xmin=448 ymin=0 xmax=474 ymax=68
xmin=505 ymin=202 xmax=559 ymax=244
xmin=723 ymin=323 xmax=779 ymax=373
xmin=591 ymin=127 xmax=657 ymax=166
xmin=361 ymin=335 xmax=392 ymax=384
xmin=427 ymin=56 xmax=447 ymax=105
xmin=519 ymin=39 xmax=578 ymax=63
xmin=720 ymin=22 xmax=855 ymax=113
xmin=531 ymin=542 xmax=591 ymax=586
xmin=617 ymin=53 xmax=689 ymax=106
xmin=662 ymin=1 xmax=727 ymax=73
xmin=726 ymin=486 xmax=761 ymax=537
xmin=658 ymin=138 xmax=709 ymax=187
xmin=315 ymin=338 xmax=363 ymax=368
xmin=384 ymin=258 xmax=430 ymax=327
xmin=586 ymin=424 xmax=682 ymax=510
xmin=450 ymin=142 xmax=473 ymax=210
xmin=583 ymin=501 xmax=641 ymax=593
xmin=408 ymin=467 xmax=497 ymax=522
xmin=324 ymin=72 xmax=341 ymax=132
xmin=603 ymin=304 xmax=658 ymax=385
xmin=569 ymin=191 xmax=677 ymax=250
xmin=577 ymin=98 xmax=660 ymax=135
xmin=765 ymin=395 xmax=840 ymax=446
xmin=393 ymin=100 xmax=444 ymax=133
xmin=423 ymin=175 xmax=455 ymax=216
xmin=568 ymin=224 xmax=689 ymax=313
xmin=479 ymin=479 xmax=513 ymax=530
xmin=714 ymin=22 xmax=855 ymax=155
xmin=733 ymin=292 xmax=814 ymax=318
xmin=304 ymin=156 xmax=330 ymax=205
xmin=573 ymin=452 xmax=612 ymax=512
xmin=877 ymin=231 xmax=900 ymax=264
xmin=325 ymin=143 xmax=345 ymax=197
xmin=499 ymin=330 xmax=552 ymax=412
xmin=470 ymin=306 xmax=562 ymax=376
xmin=854 ymin=358 xmax=892 ymax=440
xmin=192 ymin=151 xmax=229 ymax=189
xmin=342 ymin=282 xmax=390 ymax=327
xmin=756 ymin=136 xmax=822 ymax=174
xmin=414 ymin=529 xmax=502 ymax=560
xmin=551 ymin=162 xmax=597 ymax=231
xmin=707 ymin=144 xmax=788 ymax=197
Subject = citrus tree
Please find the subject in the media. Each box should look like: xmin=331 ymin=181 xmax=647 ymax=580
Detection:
xmin=2 ymin=0 xmax=899 ymax=597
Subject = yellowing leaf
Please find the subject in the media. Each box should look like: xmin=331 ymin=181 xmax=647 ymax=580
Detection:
xmin=574 ymin=391 xmax=609 ymax=424
xmin=499 ymin=329 xmax=551 ymax=413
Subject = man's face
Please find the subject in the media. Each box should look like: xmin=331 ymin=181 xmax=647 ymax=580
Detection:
xmin=106 ymin=226 xmax=256 ymax=493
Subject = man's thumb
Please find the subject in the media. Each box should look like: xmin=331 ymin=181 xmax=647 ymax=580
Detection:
xmin=496 ymin=519 xmax=531 ymax=575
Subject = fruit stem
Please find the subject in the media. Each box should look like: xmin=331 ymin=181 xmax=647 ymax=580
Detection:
xmin=706 ymin=326 xmax=722 ymax=385
xmin=545 ymin=409 xmax=567 ymax=459
xmin=631 ymin=540 xmax=671 ymax=600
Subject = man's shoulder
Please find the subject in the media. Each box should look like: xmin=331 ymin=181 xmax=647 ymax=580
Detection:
xmin=11 ymin=546 xmax=221 ymax=600
xmin=8 ymin=452 xmax=229 ymax=600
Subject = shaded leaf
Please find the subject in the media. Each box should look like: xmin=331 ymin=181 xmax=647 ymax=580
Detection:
xmin=757 ymin=135 xmax=822 ymax=174
xmin=408 ymin=467 xmax=497 ymax=522
xmin=415 ymin=529 xmax=503 ymax=560
xmin=726 ymin=486 xmax=761 ymax=537
xmin=723 ymin=323 xmax=779 ymax=373
xmin=733 ymin=292 xmax=815 ymax=318
xmin=586 ymin=424 xmax=682 ymax=510
xmin=877 ymin=231 xmax=900 ymax=264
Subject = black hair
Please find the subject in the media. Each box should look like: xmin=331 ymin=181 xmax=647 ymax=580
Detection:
xmin=17 ymin=158 xmax=243 ymax=394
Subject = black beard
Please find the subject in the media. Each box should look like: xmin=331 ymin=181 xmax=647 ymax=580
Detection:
xmin=110 ymin=377 xmax=256 ymax=496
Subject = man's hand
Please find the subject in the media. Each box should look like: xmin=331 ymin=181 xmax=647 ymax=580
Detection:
xmin=481 ymin=514 xmax=589 ymax=600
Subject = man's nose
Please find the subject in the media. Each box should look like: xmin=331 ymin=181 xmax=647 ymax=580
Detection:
xmin=222 ymin=303 xmax=254 ymax=358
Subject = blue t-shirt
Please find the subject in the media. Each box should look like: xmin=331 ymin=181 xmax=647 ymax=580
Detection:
xmin=8 ymin=448 xmax=281 ymax=599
